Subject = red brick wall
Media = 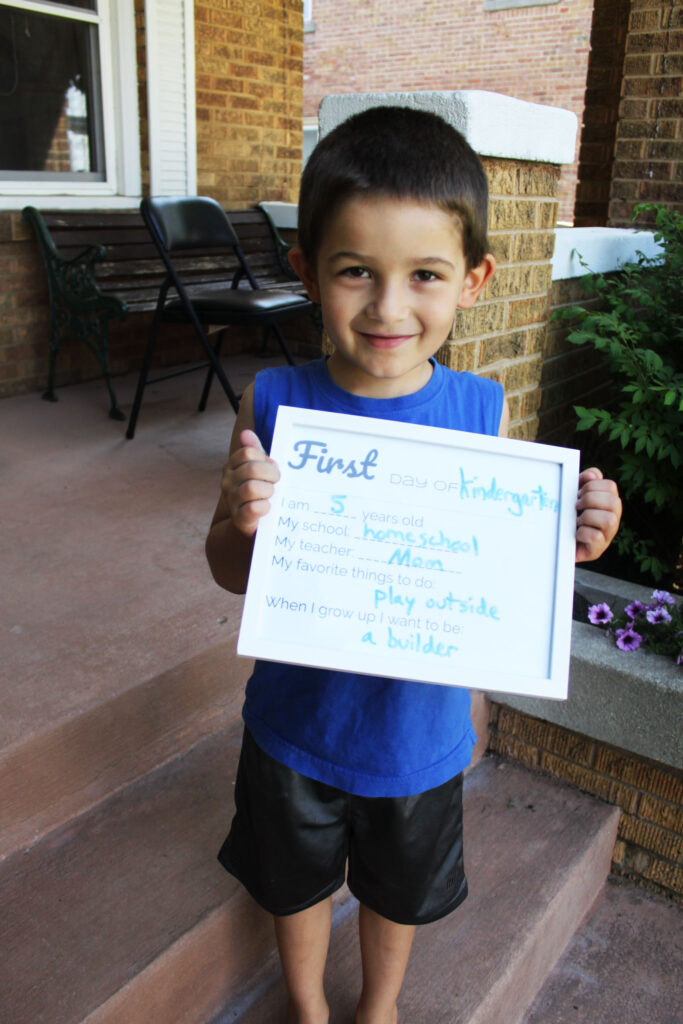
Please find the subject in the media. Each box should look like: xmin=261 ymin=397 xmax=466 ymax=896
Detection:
xmin=574 ymin=0 xmax=631 ymax=225
xmin=303 ymin=0 xmax=595 ymax=223
xmin=194 ymin=0 xmax=304 ymax=206
xmin=609 ymin=0 xmax=683 ymax=226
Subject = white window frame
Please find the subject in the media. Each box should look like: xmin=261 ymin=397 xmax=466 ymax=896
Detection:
xmin=0 ymin=0 xmax=141 ymax=209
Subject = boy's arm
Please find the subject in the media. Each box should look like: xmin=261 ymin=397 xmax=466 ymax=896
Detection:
xmin=498 ymin=398 xmax=510 ymax=438
xmin=205 ymin=383 xmax=280 ymax=594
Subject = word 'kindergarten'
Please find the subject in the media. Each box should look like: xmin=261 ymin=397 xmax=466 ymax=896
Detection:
xmin=390 ymin=467 xmax=559 ymax=518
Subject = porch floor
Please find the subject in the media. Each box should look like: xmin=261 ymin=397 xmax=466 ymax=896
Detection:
xmin=2 ymin=355 xmax=270 ymax=759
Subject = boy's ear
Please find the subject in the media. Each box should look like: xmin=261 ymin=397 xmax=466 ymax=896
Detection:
xmin=288 ymin=247 xmax=321 ymax=304
xmin=456 ymin=254 xmax=497 ymax=310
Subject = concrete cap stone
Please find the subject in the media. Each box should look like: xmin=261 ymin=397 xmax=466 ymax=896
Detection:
xmin=552 ymin=226 xmax=663 ymax=280
xmin=319 ymin=90 xmax=578 ymax=165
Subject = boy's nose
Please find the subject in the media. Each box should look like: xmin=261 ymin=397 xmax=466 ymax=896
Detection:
xmin=366 ymin=281 xmax=409 ymax=324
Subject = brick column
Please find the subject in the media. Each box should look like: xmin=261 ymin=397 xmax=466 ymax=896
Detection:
xmin=319 ymin=91 xmax=578 ymax=441
xmin=445 ymin=157 xmax=560 ymax=441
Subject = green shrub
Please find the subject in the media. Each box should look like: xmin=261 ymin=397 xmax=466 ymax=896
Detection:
xmin=555 ymin=203 xmax=683 ymax=587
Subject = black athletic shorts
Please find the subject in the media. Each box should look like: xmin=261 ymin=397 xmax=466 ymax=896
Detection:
xmin=217 ymin=728 xmax=467 ymax=926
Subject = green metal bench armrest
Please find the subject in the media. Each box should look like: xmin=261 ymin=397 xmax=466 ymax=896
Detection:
xmin=22 ymin=206 xmax=127 ymax=316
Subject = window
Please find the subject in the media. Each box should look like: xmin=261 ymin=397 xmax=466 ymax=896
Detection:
xmin=0 ymin=0 xmax=140 ymax=204
xmin=303 ymin=0 xmax=314 ymax=33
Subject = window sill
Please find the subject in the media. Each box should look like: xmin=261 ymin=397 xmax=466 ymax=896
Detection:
xmin=0 ymin=194 xmax=143 ymax=212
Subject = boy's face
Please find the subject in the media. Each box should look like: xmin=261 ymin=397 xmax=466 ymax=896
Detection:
xmin=289 ymin=195 xmax=494 ymax=398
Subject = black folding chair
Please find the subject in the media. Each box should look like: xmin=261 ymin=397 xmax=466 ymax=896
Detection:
xmin=126 ymin=196 xmax=314 ymax=438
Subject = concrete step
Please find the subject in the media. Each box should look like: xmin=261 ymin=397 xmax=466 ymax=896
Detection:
xmin=0 ymin=637 xmax=252 ymax=863
xmin=216 ymin=756 xmax=620 ymax=1024
xmin=519 ymin=876 xmax=683 ymax=1024
xmin=0 ymin=721 xmax=277 ymax=1024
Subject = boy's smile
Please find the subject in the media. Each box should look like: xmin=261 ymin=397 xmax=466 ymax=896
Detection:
xmin=289 ymin=196 xmax=495 ymax=399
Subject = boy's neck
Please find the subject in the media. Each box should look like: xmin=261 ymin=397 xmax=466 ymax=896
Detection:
xmin=325 ymin=352 xmax=435 ymax=399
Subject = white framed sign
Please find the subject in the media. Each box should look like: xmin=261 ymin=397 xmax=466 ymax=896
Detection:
xmin=238 ymin=407 xmax=580 ymax=699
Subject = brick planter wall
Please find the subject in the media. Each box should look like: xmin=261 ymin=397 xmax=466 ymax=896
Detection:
xmin=488 ymin=703 xmax=683 ymax=898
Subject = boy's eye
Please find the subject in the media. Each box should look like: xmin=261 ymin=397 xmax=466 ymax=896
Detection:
xmin=413 ymin=269 xmax=440 ymax=282
xmin=340 ymin=265 xmax=370 ymax=278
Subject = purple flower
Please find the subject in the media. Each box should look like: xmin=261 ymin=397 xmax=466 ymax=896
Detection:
xmin=624 ymin=600 xmax=646 ymax=619
xmin=651 ymin=590 xmax=675 ymax=606
xmin=677 ymin=651 xmax=683 ymax=666
xmin=615 ymin=627 xmax=643 ymax=652
xmin=646 ymin=606 xmax=672 ymax=625
xmin=588 ymin=603 xmax=614 ymax=625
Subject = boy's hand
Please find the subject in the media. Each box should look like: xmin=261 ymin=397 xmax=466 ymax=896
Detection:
xmin=575 ymin=467 xmax=622 ymax=563
xmin=221 ymin=428 xmax=280 ymax=536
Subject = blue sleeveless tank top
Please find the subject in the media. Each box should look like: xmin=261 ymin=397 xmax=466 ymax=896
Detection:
xmin=243 ymin=357 xmax=504 ymax=797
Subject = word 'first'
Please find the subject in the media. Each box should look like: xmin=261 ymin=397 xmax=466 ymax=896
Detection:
xmin=287 ymin=439 xmax=379 ymax=479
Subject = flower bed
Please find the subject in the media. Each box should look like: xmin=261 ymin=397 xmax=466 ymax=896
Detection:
xmin=586 ymin=588 xmax=682 ymax=662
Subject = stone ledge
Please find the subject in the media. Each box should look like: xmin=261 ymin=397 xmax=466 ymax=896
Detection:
xmin=551 ymin=226 xmax=663 ymax=280
xmin=319 ymin=90 xmax=578 ymax=164
xmin=490 ymin=569 xmax=682 ymax=771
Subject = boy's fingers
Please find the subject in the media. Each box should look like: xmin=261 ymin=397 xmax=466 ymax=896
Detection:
xmin=232 ymin=497 xmax=272 ymax=535
xmin=577 ymin=466 xmax=603 ymax=487
xmin=232 ymin=475 xmax=276 ymax=506
xmin=575 ymin=527 xmax=609 ymax=563
xmin=228 ymin=456 xmax=280 ymax=484
xmin=575 ymin=504 xmax=622 ymax=563
xmin=576 ymin=474 xmax=621 ymax=510
xmin=229 ymin=429 xmax=279 ymax=479
xmin=239 ymin=427 xmax=266 ymax=452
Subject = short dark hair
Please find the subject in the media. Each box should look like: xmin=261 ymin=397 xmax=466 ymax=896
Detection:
xmin=298 ymin=106 xmax=489 ymax=270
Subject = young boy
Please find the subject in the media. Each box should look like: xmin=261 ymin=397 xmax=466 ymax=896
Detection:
xmin=205 ymin=107 xmax=622 ymax=1024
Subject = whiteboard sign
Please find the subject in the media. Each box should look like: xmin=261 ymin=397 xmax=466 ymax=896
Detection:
xmin=238 ymin=407 xmax=580 ymax=699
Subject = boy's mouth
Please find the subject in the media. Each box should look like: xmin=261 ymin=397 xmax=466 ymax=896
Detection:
xmin=359 ymin=332 xmax=414 ymax=349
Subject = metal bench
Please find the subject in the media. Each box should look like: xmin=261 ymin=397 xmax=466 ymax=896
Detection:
xmin=22 ymin=204 xmax=309 ymax=420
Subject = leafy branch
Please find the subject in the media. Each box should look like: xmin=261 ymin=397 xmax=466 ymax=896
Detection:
xmin=554 ymin=204 xmax=683 ymax=585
